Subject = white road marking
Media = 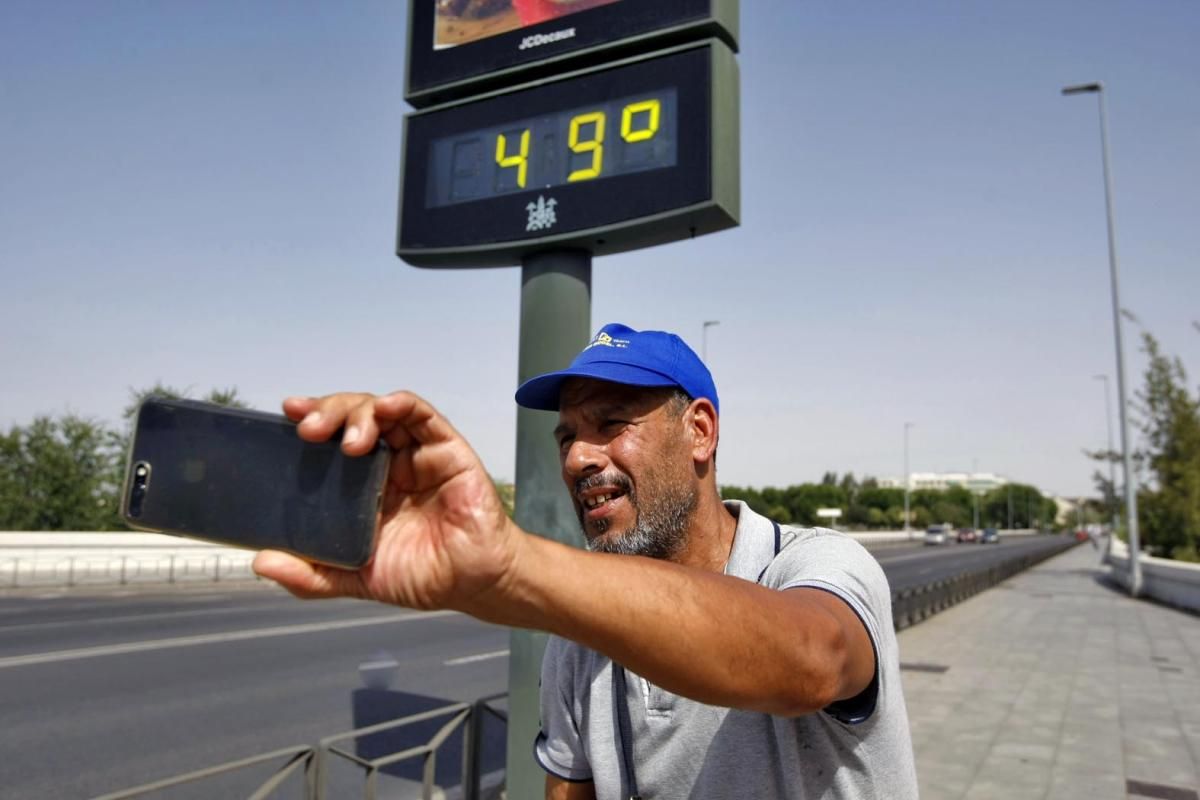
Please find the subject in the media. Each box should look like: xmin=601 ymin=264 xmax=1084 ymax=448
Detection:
xmin=0 ymin=609 xmax=457 ymax=670
xmin=444 ymin=649 xmax=509 ymax=666
xmin=0 ymin=604 xmax=296 ymax=634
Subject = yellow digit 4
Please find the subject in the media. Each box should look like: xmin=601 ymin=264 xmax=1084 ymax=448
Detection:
xmin=568 ymin=112 xmax=606 ymax=182
xmin=621 ymin=99 xmax=660 ymax=143
xmin=495 ymin=129 xmax=530 ymax=188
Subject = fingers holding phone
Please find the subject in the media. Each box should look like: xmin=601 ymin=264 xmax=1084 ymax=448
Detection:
xmin=283 ymin=393 xmax=381 ymax=455
xmin=260 ymin=391 xmax=522 ymax=613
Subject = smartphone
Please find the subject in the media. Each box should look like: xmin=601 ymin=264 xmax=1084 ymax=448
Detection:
xmin=120 ymin=397 xmax=389 ymax=569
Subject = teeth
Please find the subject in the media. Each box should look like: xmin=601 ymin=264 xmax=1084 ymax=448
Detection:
xmin=586 ymin=494 xmax=610 ymax=509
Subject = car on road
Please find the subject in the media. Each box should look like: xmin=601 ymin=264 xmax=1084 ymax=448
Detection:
xmin=956 ymin=527 xmax=978 ymax=543
xmin=980 ymin=527 xmax=1000 ymax=544
xmin=924 ymin=524 xmax=950 ymax=546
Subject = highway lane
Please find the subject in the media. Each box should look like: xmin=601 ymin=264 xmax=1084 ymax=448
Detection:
xmin=872 ymin=534 xmax=1074 ymax=590
xmin=0 ymin=534 xmax=1073 ymax=798
xmin=0 ymin=591 xmax=510 ymax=799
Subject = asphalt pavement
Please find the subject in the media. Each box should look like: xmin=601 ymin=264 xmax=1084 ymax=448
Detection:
xmin=873 ymin=535 xmax=1072 ymax=590
xmin=0 ymin=591 xmax=509 ymax=799
xmin=0 ymin=533 xmax=1068 ymax=798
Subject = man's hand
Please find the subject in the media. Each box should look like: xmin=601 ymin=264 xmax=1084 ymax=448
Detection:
xmin=253 ymin=392 xmax=522 ymax=613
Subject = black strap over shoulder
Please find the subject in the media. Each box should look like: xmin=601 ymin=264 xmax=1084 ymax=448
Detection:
xmin=612 ymin=519 xmax=783 ymax=799
xmin=755 ymin=519 xmax=784 ymax=584
xmin=613 ymin=665 xmax=642 ymax=800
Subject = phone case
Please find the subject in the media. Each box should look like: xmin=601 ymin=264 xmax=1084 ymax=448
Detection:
xmin=120 ymin=397 xmax=389 ymax=569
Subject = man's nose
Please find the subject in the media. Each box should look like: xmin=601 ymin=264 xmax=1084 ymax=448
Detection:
xmin=563 ymin=437 xmax=607 ymax=479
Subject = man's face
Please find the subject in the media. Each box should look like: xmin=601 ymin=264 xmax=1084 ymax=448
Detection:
xmin=554 ymin=379 xmax=698 ymax=559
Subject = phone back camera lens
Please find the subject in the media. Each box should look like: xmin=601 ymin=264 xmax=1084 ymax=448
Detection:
xmin=128 ymin=463 xmax=150 ymax=518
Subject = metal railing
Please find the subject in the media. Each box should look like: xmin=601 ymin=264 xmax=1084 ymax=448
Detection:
xmin=891 ymin=536 xmax=1079 ymax=630
xmin=91 ymin=745 xmax=315 ymax=800
xmin=90 ymin=694 xmax=507 ymax=800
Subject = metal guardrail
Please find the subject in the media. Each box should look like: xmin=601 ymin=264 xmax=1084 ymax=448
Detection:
xmin=90 ymin=694 xmax=507 ymax=800
xmin=90 ymin=745 xmax=316 ymax=800
xmin=891 ymin=536 xmax=1080 ymax=630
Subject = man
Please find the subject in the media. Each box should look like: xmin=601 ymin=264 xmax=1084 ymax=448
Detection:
xmin=254 ymin=323 xmax=918 ymax=799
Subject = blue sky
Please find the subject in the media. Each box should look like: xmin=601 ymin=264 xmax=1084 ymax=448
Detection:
xmin=2 ymin=1 xmax=1198 ymax=499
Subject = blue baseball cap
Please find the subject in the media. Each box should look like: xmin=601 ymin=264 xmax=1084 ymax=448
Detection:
xmin=514 ymin=323 xmax=719 ymax=414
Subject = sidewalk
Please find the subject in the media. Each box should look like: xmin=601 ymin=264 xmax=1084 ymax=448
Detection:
xmin=900 ymin=541 xmax=1200 ymax=800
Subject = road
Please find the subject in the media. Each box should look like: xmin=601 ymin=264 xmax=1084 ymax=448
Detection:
xmin=871 ymin=533 xmax=1070 ymax=590
xmin=0 ymin=534 xmax=1070 ymax=798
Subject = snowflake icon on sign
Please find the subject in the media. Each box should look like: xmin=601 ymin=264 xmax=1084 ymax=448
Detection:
xmin=526 ymin=196 xmax=558 ymax=232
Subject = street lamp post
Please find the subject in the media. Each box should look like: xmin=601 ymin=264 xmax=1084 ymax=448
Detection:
xmin=1093 ymin=374 xmax=1120 ymax=535
xmin=701 ymin=320 xmax=720 ymax=362
xmin=1063 ymin=81 xmax=1142 ymax=596
xmin=903 ymin=422 xmax=914 ymax=537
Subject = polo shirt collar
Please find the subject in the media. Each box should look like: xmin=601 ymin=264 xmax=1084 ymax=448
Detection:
xmin=722 ymin=500 xmax=780 ymax=582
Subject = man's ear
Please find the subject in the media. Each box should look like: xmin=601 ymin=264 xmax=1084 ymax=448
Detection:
xmin=686 ymin=398 xmax=719 ymax=464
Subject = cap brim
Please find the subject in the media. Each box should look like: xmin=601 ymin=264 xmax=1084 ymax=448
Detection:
xmin=515 ymin=362 xmax=679 ymax=411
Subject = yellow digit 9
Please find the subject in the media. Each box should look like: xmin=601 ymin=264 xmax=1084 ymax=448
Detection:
xmin=568 ymin=112 xmax=606 ymax=182
xmin=495 ymin=129 xmax=530 ymax=188
xmin=621 ymin=99 xmax=660 ymax=143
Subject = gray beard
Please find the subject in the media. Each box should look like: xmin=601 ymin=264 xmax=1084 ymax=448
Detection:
xmin=582 ymin=479 xmax=698 ymax=561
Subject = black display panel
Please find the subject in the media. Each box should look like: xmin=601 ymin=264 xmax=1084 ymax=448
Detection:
xmin=398 ymin=43 xmax=726 ymax=267
xmin=426 ymin=88 xmax=678 ymax=208
xmin=406 ymin=0 xmax=737 ymax=107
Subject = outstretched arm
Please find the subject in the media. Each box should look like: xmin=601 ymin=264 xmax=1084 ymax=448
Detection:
xmin=254 ymin=392 xmax=875 ymax=716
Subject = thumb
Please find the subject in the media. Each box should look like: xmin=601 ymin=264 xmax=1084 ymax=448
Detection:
xmin=253 ymin=550 xmax=364 ymax=599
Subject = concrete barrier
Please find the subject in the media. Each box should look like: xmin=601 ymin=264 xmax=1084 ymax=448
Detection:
xmin=1106 ymin=536 xmax=1200 ymax=614
xmin=0 ymin=531 xmax=256 ymax=589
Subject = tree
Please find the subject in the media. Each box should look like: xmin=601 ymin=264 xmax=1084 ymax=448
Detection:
xmin=0 ymin=415 xmax=125 ymax=530
xmin=1133 ymin=333 xmax=1200 ymax=560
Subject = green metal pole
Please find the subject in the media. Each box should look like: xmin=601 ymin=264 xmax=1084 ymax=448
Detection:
xmin=506 ymin=249 xmax=591 ymax=799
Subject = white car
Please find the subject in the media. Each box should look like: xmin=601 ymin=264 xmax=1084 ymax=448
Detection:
xmin=924 ymin=525 xmax=949 ymax=545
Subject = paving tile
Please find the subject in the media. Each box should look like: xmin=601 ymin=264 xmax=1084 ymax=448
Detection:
xmin=901 ymin=543 xmax=1200 ymax=800
xmin=962 ymin=755 xmax=1052 ymax=799
xmin=1044 ymin=770 xmax=1126 ymax=800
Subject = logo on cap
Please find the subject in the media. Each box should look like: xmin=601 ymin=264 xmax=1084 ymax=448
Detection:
xmin=586 ymin=331 xmax=629 ymax=350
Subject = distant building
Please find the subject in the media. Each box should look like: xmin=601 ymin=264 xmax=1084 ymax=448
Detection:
xmin=878 ymin=472 xmax=1009 ymax=493
xmin=1053 ymin=496 xmax=1078 ymax=526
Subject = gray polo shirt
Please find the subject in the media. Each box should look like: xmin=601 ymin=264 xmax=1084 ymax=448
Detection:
xmin=535 ymin=500 xmax=918 ymax=799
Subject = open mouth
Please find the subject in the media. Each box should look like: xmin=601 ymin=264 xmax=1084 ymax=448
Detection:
xmin=578 ymin=484 xmax=629 ymax=520
xmin=584 ymin=491 xmax=621 ymax=509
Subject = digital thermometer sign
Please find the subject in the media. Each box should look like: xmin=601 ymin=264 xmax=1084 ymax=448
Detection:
xmin=425 ymin=89 xmax=678 ymax=208
xmin=397 ymin=39 xmax=738 ymax=268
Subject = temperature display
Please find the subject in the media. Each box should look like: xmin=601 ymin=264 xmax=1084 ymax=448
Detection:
xmin=426 ymin=90 xmax=677 ymax=207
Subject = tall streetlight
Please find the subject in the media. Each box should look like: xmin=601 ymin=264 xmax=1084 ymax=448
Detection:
xmin=701 ymin=320 xmax=720 ymax=362
xmin=1063 ymin=81 xmax=1142 ymax=595
xmin=1093 ymin=374 xmax=1120 ymax=535
xmin=903 ymin=422 xmax=914 ymax=537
